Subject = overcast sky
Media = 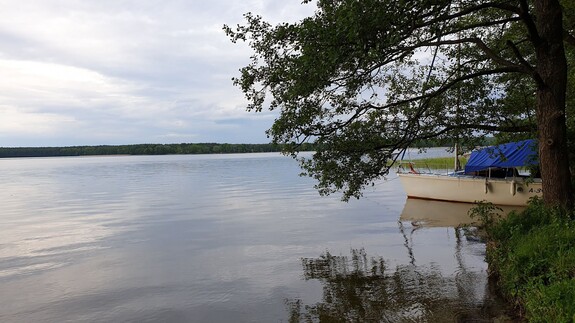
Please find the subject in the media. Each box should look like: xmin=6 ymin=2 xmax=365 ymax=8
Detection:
xmin=0 ymin=0 xmax=315 ymax=147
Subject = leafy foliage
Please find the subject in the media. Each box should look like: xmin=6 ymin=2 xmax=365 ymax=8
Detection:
xmin=468 ymin=200 xmax=503 ymax=229
xmin=226 ymin=0 xmax=575 ymax=201
xmin=483 ymin=198 xmax=575 ymax=321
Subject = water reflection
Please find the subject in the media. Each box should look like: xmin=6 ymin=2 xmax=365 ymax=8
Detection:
xmin=287 ymin=247 xmax=512 ymax=322
xmin=400 ymin=198 xmax=524 ymax=227
xmin=1 ymin=155 xmax=517 ymax=322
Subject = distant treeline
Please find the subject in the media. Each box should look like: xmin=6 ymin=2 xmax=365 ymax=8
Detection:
xmin=0 ymin=143 xmax=316 ymax=158
xmin=0 ymin=137 xmax=495 ymax=158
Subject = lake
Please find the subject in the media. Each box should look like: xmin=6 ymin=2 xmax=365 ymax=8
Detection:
xmin=0 ymin=151 xmax=513 ymax=322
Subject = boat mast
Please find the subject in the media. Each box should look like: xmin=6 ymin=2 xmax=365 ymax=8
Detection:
xmin=454 ymin=143 xmax=460 ymax=171
xmin=454 ymin=13 xmax=462 ymax=172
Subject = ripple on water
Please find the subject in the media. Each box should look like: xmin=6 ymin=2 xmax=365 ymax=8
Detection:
xmin=0 ymin=154 xmax=514 ymax=322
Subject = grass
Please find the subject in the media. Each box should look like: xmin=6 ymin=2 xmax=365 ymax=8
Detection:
xmin=472 ymin=199 xmax=575 ymax=322
xmin=395 ymin=157 xmax=468 ymax=170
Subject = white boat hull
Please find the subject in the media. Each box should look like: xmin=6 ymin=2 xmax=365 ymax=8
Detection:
xmin=397 ymin=173 xmax=542 ymax=206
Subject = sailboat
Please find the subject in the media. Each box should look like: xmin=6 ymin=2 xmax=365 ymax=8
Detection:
xmin=397 ymin=140 xmax=542 ymax=206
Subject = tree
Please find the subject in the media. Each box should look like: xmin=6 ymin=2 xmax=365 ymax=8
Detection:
xmin=225 ymin=0 xmax=575 ymax=207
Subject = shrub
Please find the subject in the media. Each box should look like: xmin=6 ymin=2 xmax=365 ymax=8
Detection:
xmin=480 ymin=198 xmax=575 ymax=321
xmin=523 ymin=280 xmax=575 ymax=323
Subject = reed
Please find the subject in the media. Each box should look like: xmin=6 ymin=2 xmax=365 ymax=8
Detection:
xmin=396 ymin=157 xmax=468 ymax=170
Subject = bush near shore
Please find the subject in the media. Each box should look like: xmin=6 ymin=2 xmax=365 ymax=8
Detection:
xmin=473 ymin=199 xmax=575 ymax=322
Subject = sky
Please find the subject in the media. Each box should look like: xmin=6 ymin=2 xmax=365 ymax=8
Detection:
xmin=0 ymin=0 xmax=316 ymax=147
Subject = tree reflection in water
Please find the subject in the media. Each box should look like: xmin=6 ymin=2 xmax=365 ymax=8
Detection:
xmin=286 ymin=234 xmax=512 ymax=322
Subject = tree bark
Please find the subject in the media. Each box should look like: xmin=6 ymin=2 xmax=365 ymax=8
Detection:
xmin=533 ymin=0 xmax=574 ymax=208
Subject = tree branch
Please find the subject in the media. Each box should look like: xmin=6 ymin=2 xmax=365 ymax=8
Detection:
xmin=401 ymin=123 xmax=536 ymax=148
xmin=445 ymin=17 xmax=521 ymax=35
xmin=364 ymin=122 xmax=536 ymax=159
xmin=448 ymin=122 xmax=536 ymax=133
xmin=401 ymin=37 xmax=529 ymax=73
xmin=469 ymin=37 xmax=528 ymax=71
xmin=368 ymin=67 xmax=524 ymax=112
xmin=518 ymin=0 xmax=542 ymax=46
xmin=415 ymin=2 xmax=521 ymax=30
xmin=505 ymin=40 xmax=535 ymax=72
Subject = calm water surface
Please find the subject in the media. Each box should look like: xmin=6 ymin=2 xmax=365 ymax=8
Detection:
xmin=0 ymin=152 xmax=512 ymax=322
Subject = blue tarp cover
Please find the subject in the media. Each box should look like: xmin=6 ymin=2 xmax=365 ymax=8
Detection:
xmin=464 ymin=139 xmax=538 ymax=173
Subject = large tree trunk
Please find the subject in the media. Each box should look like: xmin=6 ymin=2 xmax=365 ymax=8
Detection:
xmin=534 ymin=0 xmax=574 ymax=208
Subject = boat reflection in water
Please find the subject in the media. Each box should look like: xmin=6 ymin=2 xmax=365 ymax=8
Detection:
xmin=400 ymin=197 xmax=525 ymax=227
xmin=286 ymin=247 xmax=513 ymax=322
xmin=285 ymin=198 xmax=521 ymax=322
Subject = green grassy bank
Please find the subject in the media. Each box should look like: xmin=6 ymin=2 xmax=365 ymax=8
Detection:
xmin=401 ymin=156 xmax=468 ymax=170
xmin=474 ymin=200 xmax=575 ymax=322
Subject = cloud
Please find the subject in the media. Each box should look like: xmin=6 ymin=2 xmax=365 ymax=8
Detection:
xmin=0 ymin=0 xmax=316 ymax=146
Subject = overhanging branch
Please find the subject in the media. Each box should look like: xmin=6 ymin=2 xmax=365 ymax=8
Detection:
xmin=415 ymin=2 xmax=521 ymax=30
xmin=506 ymin=40 xmax=535 ymax=72
xmin=398 ymin=37 xmax=529 ymax=73
xmin=368 ymin=67 xmax=523 ymax=112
